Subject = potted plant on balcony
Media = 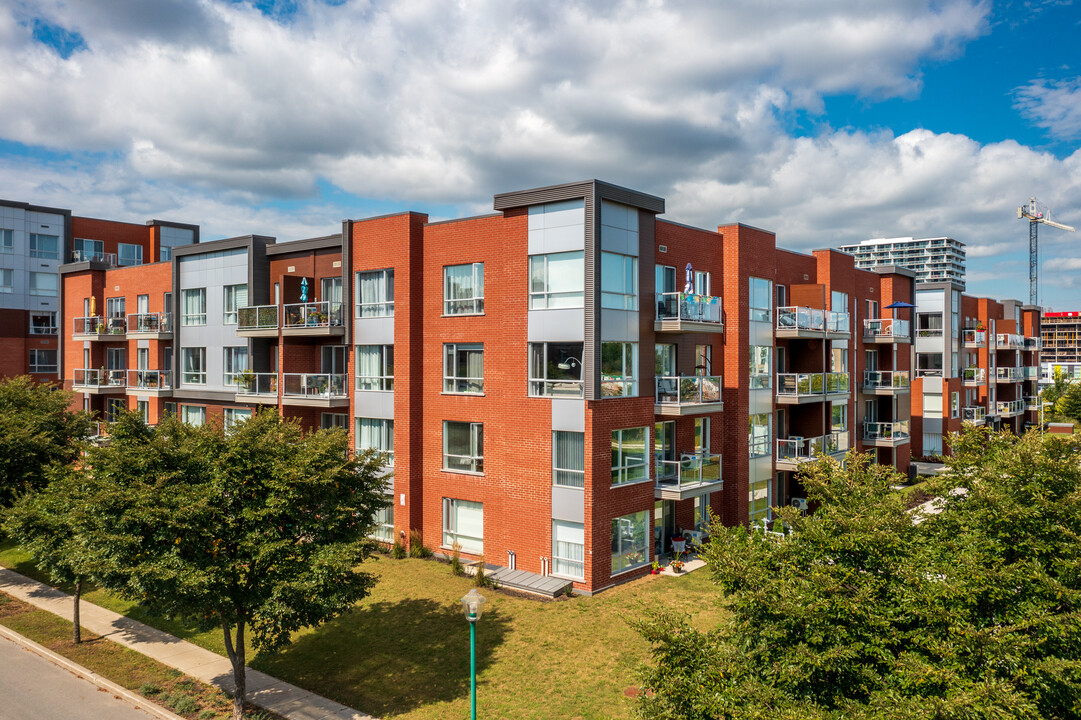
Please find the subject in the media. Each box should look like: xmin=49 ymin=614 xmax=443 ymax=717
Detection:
xmin=236 ymin=369 xmax=256 ymax=392
xmin=669 ymin=551 xmax=685 ymax=574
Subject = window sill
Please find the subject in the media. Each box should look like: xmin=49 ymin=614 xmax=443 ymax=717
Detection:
xmin=610 ymin=477 xmax=653 ymax=490
xmin=441 ymin=313 xmax=485 ymax=318
xmin=611 ymin=562 xmax=649 ymax=578
xmin=549 ymin=572 xmax=584 ymax=583
xmin=441 ymin=468 xmax=485 ymax=477
xmin=441 ymin=391 xmax=485 ymax=397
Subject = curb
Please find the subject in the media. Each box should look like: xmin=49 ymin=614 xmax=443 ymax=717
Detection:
xmin=0 ymin=624 xmax=187 ymax=720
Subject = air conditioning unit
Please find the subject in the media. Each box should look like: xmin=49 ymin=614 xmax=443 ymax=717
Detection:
xmin=791 ymin=497 xmax=809 ymax=514
xmin=680 ymin=453 xmax=702 ymax=470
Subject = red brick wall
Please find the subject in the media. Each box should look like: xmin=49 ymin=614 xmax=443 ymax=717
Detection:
xmin=71 ymin=217 xmax=153 ymax=260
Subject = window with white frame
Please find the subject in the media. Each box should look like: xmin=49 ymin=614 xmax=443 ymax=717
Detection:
xmin=600 ymin=252 xmax=637 ymax=310
xmin=371 ymin=502 xmax=394 ymax=543
xmin=553 ymin=431 xmax=585 ymax=488
xmin=444 ymin=421 xmax=483 ymax=473
xmin=749 ymin=277 xmax=772 ymax=322
xmin=611 ymin=427 xmax=648 ymax=485
xmin=0 ymin=229 xmax=12 ymax=253
xmin=0 ymin=269 xmax=11 ymax=293
xmin=355 ymin=269 xmax=394 ymax=317
xmin=951 ymin=391 xmax=960 ymax=418
xmin=30 ymin=312 xmax=57 ymax=335
xmin=831 ymin=401 xmax=847 ymax=432
xmin=223 ymin=284 xmax=247 ymax=324
xmin=181 ymin=347 xmax=206 ymax=384
xmin=355 ymin=345 xmax=394 ymax=391
xmin=749 ymin=413 xmax=771 ymax=458
xmin=749 ymin=346 xmax=771 ymax=390
xmin=356 ymin=418 xmax=394 ymax=465
xmin=924 ymin=393 xmax=943 ymax=419
xmin=106 ymin=297 xmax=125 ymax=318
xmin=223 ymin=408 xmax=252 ymax=432
xmin=444 ymin=343 xmax=483 ymax=394
xmin=443 ymin=498 xmax=483 ymax=554
xmin=529 ymin=251 xmax=584 ymax=309
xmin=29 ymin=233 xmax=58 ymax=259
xmin=118 ymin=243 xmax=143 ymax=266
xmin=552 ymin=520 xmax=585 ymax=580
xmin=29 ymin=349 xmax=57 ymax=373
xmin=29 ymin=272 xmax=57 ymax=297
xmin=136 ymin=400 xmax=149 ymax=424
xmin=528 ymin=342 xmax=583 ymax=397
xmin=182 ymin=288 xmax=206 ymax=325
xmin=321 ymin=413 xmax=348 ymax=430
xmin=601 ymin=342 xmax=637 ymax=397
xmin=223 ymin=347 xmax=248 ymax=386
xmin=611 ymin=510 xmax=649 ymax=574
xmin=444 ymin=263 xmax=484 ymax=315
xmin=181 ymin=405 xmax=206 ymax=426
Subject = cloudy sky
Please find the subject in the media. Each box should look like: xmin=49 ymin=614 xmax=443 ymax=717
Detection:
xmin=2 ymin=0 xmax=1079 ymax=308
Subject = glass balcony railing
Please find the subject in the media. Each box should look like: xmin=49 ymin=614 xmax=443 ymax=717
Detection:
xmin=1024 ymin=396 xmax=1039 ymax=411
xmin=282 ymin=373 xmax=348 ymax=399
xmin=126 ymin=313 xmax=172 ymax=333
xmin=826 ymin=311 xmax=849 ymax=333
xmin=863 ymin=371 xmax=909 ymax=389
xmin=1023 ymin=337 xmax=1041 ymax=351
xmin=963 ymin=406 xmax=987 ymax=423
xmin=996 ymin=333 xmax=1024 ymax=349
xmin=863 ymin=318 xmax=910 ymax=339
xmin=996 ymin=367 xmax=1023 ymax=382
xmin=962 ymin=367 xmax=985 ymax=383
xmin=283 ymin=301 xmax=344 ymax=328
xmin=231 ymin=372 xmax=278 ymax=395
xmin=127 ymin=369 xmax=171 ymax=390
xmin=776 ymin=432 xmax=849 ymax=463
xmin=655 ymin=375 xmax=722 ymax=407
xmin=1022 ymin=366 xmax=1039 ymax=380
xmin=654 ymin=452 xmax=722 ymax=489
xmin=962 ymin=329 xmax=986 ymax=345
xmin=655 ymin=292 xmax=723 ymax=326
xmin=73 ymin=368 xmax=125 ymax=388
xmin=238 ymin=305 xmax=279 ymax=331
xmin=776 ymin=372 xmax=850 ymax=397
xmin=70 ymin=250 xmax=117 ymax=265
xmin=777 ymin=306 xmax=823 ymax=331
xmin=73 ymin=316 xmax=127 ymax=335
xmin=996 ymin=400 xmax=1024 ymax=416
xmin=863 ymin=420 xmax=910 ymax=442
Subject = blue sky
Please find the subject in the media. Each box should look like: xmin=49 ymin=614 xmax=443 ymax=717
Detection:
xmin=1 ymin=0 xmax=1079 ymax=308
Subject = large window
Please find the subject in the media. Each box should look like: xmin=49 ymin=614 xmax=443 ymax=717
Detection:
xmin=552 ymin=520 xmax=585 ymax=579
xmin=611 ymin=510 xmax=649 ymax=574
xmin=356 ymin=418 xmax=394 ymax=465
xmin=749 ymin=413 xmax=771 ymax=458
xmin=600 ymin=252 xmax=637 ymax=310
xmin=29 ymin=272 xmax=57 ymax=297
xmin=29 ymin=233 xmax=58 ymax=259
xmin=106 ymin=296 xmax=126 ymax=318
xmin=181 ymin=347 xmax=206 ymax=384
xmin=29 ymin=349 xmax=57 ymax=373
xmin=0 ymin=269 xmax=11 ymax=293
xmin=72 ymin=238 xmax=104 ymax=262
xmin=528 ymin=342 xmax=583 ymax=397
xmin=444 ymin=421 xmax=483 ymax=474
xmin=831 ymin=402 xmax=847 ymax=432
xmin=917 ymin=313 xmax=944 ymax=337
xmin=444 ymin=263 xmax=484 ymax=315
xmin=30 ymin=312 xmax=57 ymax=335
xmin=443 ymin=498 xmax=483 ymax=554
xmin=372 ymin=502 xmax=394 ymax=543
xmin=223 ymin=284 xmax=248 ymax=324
xmin=750 ymin=277 xmax=772 ymax=322
xmin=0 ymin=229 xmax=12 ymax=253
xmin=916 ymin=353 xmax=944 ymax=377
xmin=223 ymin=346 xmax=248 ymax=386
xmin=105 ymin=398 xmax=126 ymax=423
xmin=553 ymin=431 xmax=585 ymax=488
xmin=601 ymin=342 xmax=637 ymax=397
xmin=356 ymin=345 xmax=394 ymax=391
xmin=444 ymin=343 xmax=483 ymax=394
xmin=118 ymin=243 xmax=143 ymax=266
xmin=356 ymin=269 xmax=394 ymax=317
xmin=529 ymin=251 xmax=584 ymax=309
xmin=321 ymin=413 xmax=348 ymax=430
xmin=749 ymin=346 xmax=772 ymax=390
xmin=223 ymin=408 xmax=252 ymax=432
xmin=611 ymin=427 xmax=648 ymax=485
xmin=182 ymin=288 xmax=206 ymax=326
xmin=181 ymin=405 xmax=206 ymax=427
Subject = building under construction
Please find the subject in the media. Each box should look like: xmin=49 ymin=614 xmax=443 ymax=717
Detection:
xmin=1042 ymin=311 xmax=1081 ymax=365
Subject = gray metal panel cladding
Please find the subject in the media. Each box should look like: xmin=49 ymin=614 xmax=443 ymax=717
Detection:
xmin=637 ymin=208 xmax=656 ymax=392
xmin=584 ymin=185 xmax=599 ymax=399
xmin=342 ymin=220 xmax=353 ymax=346
xmin=492 ymin=179 xmax=665 ymax=214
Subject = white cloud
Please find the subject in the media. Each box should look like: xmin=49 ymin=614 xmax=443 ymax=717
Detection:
xmin=967 ymin=242 xmax=1015 ymax=258
xmin=1015 ymin=77 xmax=1081 ymax=141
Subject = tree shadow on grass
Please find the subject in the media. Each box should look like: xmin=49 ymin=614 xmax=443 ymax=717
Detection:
xmin=251 ymin=597 xmax=509 ymax=718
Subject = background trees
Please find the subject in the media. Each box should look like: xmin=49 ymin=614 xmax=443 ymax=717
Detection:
xmin=636 ymin=427 xmax=1081 ymax=719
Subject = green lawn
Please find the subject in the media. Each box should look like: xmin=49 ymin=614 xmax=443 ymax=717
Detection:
xmin=1 ymin=539 xmax=727 ymax=720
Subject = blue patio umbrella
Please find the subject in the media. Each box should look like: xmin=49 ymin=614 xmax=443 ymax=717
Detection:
xmin=884 ymin=300 xmax=915 ymax=309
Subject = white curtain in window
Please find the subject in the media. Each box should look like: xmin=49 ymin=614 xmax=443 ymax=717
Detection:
xmin=356 ymin=346 xmax=383 ymax=388
xmin=183 ymin=289 xmax=204 ymax=316
xmin=357 ymin=418 xmax=393 ymax=456
xmin=553 ymin=520 xmax=585 ymax=578
xmin=553 ymin=431 xmax=585 ymax=487
xmin=450 ymin=500 xmax=483 ymax=554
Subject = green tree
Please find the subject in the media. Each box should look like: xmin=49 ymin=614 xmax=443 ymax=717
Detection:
xmin=0 ymin=376 xmax=90 ymax=507
xmin=1043 ymin=367 xmax=1069 ymax=407
xmin=635 ymin=428 xmax=1081 ymax=719
xmin=1055 ymin=380 xmax=1081 ymax=421
xmin=86 ymin=409 xmax=388 ymax=720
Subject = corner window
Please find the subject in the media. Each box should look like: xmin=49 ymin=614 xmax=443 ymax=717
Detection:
xmin=749 ymin=346 xmax=772 ymax=390
xmin=118 ymin=243 xmax=143 ymax=267
xmin=444 ymin=421 xmax=483 ymax=474
xmin=444 ymin=343 xmax=484 ymax=394
xmin=749 ymin=413 xmax=771 ymax=458
xmin=356 ymin=418 xmax=394 ymax=465
xmin=443 ymin=498 xmax=483 ymax=554
xmin=29 ymin=272 xmax=57 ymax=297
xmin=601 ymin=342 xmax=638 ymax=397
xmin=529 ymin=251 xmax=584 ymax=309
xmin=29 ymin=233 xmax=58 ymax=259
xmin=444 ymin=263 xmax=484 ymax=315
xmin=611 ymin=511 xmax=649 ymax=574
xmin=552 ymin=520 xmax=585 ymax=580
xmin=553 ymin=431 xmax=585 ymax=488
xmin=750 ymin=277 xmax=772 ymax=322
xmin=831 ymin=402 xmax=847 ymax=432
xmin=182 ymin=288 xmax=207 ymax=326
xmin=600 ymin=252 xmax=638 ymax=310
xmin=611 ymin=427 xmax=648 ymax=485
xmin=528 ymin=342 xmax=583 ymax=397
xmin=223 ymin=284 xmax=248 ymax=324
xmin=917 ymin=313 xmax=943 ymax=337
xmin=356 ymin=345 xmax=394 ymax=391
xmin=355 ymin=269 xmax=394 ymax=317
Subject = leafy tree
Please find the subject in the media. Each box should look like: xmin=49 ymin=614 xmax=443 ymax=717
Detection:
xmin=0 ymin=376 xmax=90 ymax=507
xmin=1055 ymin=380 xmax=1081 ymax=422
xmin=86 ymin=409 xmax=388 ymax=720
xmin=635 ymin=427 xmax=1081 ymax=719
xmin=1043 ymin=367 xmax=1069 ymax=407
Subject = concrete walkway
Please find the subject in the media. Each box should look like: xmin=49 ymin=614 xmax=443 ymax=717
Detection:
xmin=0 ymin=567 xmax=375 ymax=720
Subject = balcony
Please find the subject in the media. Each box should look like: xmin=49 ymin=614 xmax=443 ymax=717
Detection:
xmin=963 ymin=406 xmax=987 ymax=425
xmin=655 ymin=375 xmax=723 ymax=416
xmin=863 ymin=420 xmax=910 ymax=447
xmin=281 ymin=373 xmax=349 ymax=408
xmin=654 ymin=292 xmax=724 ymax=333
xmin=962 ymin=367 xmax=985 ymax=386
xmin=775 ymin=432 xmax=849 ymax=471
xmin=776 ymin=372 xmax=850 ymax=404
xmin=996 ymin=400 xmax=1024 ymax=418
xmin=1023 ymin=337 xmax=1041 ymax=352
xmin=70 ymin=250 xmax=117 ymax=265
xmin=996 ymin=333 xmax=1024 ymax=350
xmin=231 ymin=372 xmax=279 ymax=401
xmin=72 ymin=316 xmax=126 ymax=341
xmin=1022 ymin=366 xmax=1039 ymax=381
xmin=995 ymin=367 xmax=1023 ymax=383
xmin=776 ymin=307 xmax=850 ymax=338
xmin=127 ymin=369 xmax=172 ymax=396
xmin=862 ymin=318 xmax=911 ymax=343
xmin=1024 ymin=396 xmax=1039 ymax=412
xmin=237 ymin=305 xmax=280 ymax=337
xmin=73 ymin=368 xmax=126 ymax=394
xmin=862 ymin=371 xmax=910 ymax=395
xmin=654 ymin=452 xmax=722 ymax=501
xmin=126 ymin=313 xmax=172 ymax=339
xmin=962 ymin=329 xmax=986 ymax=348
xmin=282 ymin=301 xmax=345 ymax=337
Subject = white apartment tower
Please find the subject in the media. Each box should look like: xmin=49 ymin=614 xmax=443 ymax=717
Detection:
xmin=839 ymin=237 xmax=966 ymax=288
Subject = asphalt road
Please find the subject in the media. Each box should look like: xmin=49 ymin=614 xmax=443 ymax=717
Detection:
xmin=0 ymin=634 xmax=160 ymax=720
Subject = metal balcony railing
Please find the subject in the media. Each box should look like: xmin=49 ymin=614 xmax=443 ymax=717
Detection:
xmin=863 ymin=318 xmax=910 ymax=339
xmin=283 ymin=301 xmax=344 ymax=328
xmin=71 ymin=250 xmax=117 ymax=265
xmin=231 ymin=372 xmax=278 ymax=395
xmin=282 ymin=373 xmax=348 ymax=399
xmin=776 ymin=372 xmax=850 ymax=397
xmin=996 ymin=367 xmax=1023 ymax=382
xmin=996 ymin=400 xmax=1024 ymax=416
xmin=73 ymin=316 xmax=127 ymax=335
xmin=1023 ymin=337 xmax=1041 ymax=351
xmin=863 ymin=371 xmax=909 ymax=389
xmin=655 ymin=375 xmax=722 ymax=407
xmin=776 ymin=432 xmax=849 ymax=462
xmin=962 ymin=329 xmax=986 ymax=345
xmin=655 ymin=292 xmax=723 ymax=326
xmin=126 ymin=313 xmax=172 ymax=333
xmin=996 ymin=333 xmax=1024 ymax=349
xmin=963 ymin=406 xmax=987 ymax=423
xmin=962 ymin=367 xmax=986 ymax=383
xmin=777 ymin=306 xmax=823 ymax=331
xmin=73 ymin=368 xmax=125 ymax=388
xmin=237 ymin=305 xmax=280 ymax=330
xmin=127 ymin=369 xmax=172 ymax=390
xmin=654 ymin=452 xmax=722 ymax=489
xmin=863 ymin=420 xmax=910 ymax=442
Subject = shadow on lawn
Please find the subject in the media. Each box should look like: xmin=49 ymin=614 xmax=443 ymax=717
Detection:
xmin=252 ymin=596 xmax=509 ymax=717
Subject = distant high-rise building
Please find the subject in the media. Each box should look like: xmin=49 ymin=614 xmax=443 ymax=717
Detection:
xmin=839 ymin=237 xmax=966 ymax=288
xmin=1041 ymin=311 xmax=1081 ymax=365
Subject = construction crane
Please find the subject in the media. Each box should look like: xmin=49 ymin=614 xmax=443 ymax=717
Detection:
xmin=1018 ymin=197 xmax=1074 ymax=306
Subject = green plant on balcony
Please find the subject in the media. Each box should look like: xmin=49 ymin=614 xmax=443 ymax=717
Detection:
xmin=235 ymin=369 xmax=256 ymax=392
xmin=257 ymin=308 xmax=278 ymax=328
xmin=810 ymin=374 xmax=824 ymax=393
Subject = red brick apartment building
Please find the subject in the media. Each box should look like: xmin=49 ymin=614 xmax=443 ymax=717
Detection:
xmin=53 ymin=180 xmax=940 ymax=594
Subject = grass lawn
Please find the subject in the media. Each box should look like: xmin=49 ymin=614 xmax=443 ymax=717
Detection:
xmin=1 ymin=538 xmax=728 ymax=720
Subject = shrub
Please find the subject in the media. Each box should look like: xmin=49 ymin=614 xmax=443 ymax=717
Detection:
xmin=408 ymin=529 xmax=432 ymax=558
xmin=138 ymin=682 xmax=162 ymax=696
xmin=167 ymin=692 xmax=199 ymax=715
xmin=390 ymin=540 xmax=407 ymax=559
xmin=197 ymin=710 xmax=217 ymax=720
xmin=450 ymin=541 xmax=464 ymax=576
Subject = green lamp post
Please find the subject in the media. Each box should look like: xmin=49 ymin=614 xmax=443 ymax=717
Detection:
xmin=461 ymin=588 xmax=486 ymax=720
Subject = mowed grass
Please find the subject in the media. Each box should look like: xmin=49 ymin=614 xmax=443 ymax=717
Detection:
xmin=1 ymin=538 xmax=728 ymax=720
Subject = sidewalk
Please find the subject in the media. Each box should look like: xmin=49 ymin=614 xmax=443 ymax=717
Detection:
xmin=0 ymin=567 xmax=375 ymax=720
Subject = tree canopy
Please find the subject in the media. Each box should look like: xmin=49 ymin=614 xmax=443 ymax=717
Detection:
xmin=635 ymin=426 xmax=1081 ymax=719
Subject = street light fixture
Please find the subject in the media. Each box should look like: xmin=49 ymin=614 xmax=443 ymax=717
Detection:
xmin=461 ymin=588 xmax=486 ymax=720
